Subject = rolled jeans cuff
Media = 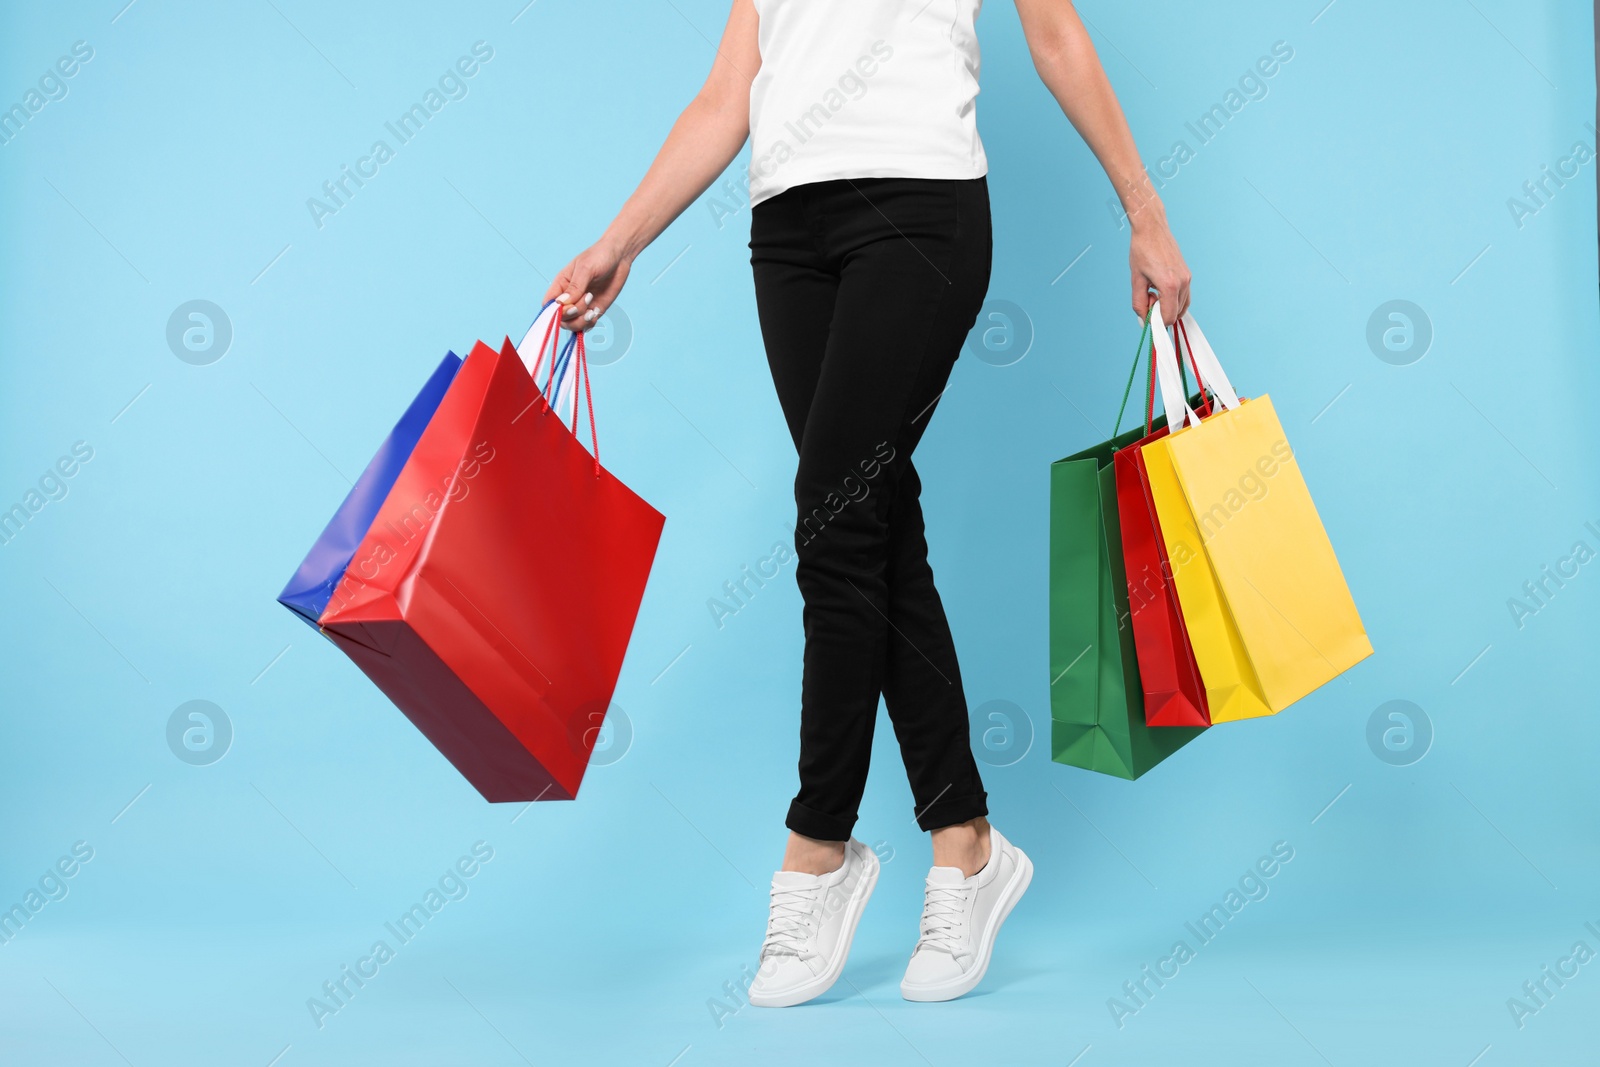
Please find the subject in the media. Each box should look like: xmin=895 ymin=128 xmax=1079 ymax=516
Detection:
xmin=785 ymin=799 xmax=857 ymax=843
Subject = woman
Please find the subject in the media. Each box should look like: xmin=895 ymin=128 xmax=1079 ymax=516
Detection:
xmin=545 ymin=0 xmax=1191 ymax=1005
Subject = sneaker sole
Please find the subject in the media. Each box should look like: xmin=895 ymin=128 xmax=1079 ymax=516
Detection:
xmin=748 ymin=847 xmax=880 ymax=1008
xmin=900 ymin=847 xmax=1032 ymax=1003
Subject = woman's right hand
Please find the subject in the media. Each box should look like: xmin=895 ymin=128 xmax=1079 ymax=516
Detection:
xmin=543 ymin=239 xmax=631 ymax=333
xmin=538 ymin=0 xmax=756 ymax=332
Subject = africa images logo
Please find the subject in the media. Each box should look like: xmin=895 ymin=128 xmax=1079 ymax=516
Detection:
xmin=1 ymin=441 xmax=95 ymax=548
xmin=1506 ymin=520 xmax=1600 ymax=630
xmin=306 ymin=842 xmax=494 ymax=1029
xmin=323 ymin=440 xmax=495 ymax=614
xmin=703 ymin=40 xmax=895 ymax=229
xmin=0 ymin=40 xmax=94 ymax=148
xmin=1107 ymin=841 xmax=1296 ymax=1028
xmin=305 ymin=42 xmax=495 ymax=230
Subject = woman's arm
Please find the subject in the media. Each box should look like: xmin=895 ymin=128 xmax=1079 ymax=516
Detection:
xmin=544 ymin=0 xmax=760 ymax=331
xmin=1013 ymin=0 xmax=1191 ymax=325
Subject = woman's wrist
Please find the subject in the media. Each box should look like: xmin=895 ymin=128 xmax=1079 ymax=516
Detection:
xmin=1130 ymin=210 xmax=1170 ymax=238
xmin=1124 ymin=187 xmax=1168 ymax=234
xmin=594 ymin=230 xmax=637 ymax=268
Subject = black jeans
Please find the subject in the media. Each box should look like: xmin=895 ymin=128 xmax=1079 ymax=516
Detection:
xmin=749 ymin=176 xmax=992 ymax=842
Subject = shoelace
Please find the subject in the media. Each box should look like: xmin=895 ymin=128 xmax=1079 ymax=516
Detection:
xmin=914 ymin=880 xmax=974 ymax=956
xmin=760 ymin=882 xmax=821 ymax=960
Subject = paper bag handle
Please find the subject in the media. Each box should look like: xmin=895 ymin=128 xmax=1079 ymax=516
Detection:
xmin=513 ymin=302 xmax=602 ymax=475
xmin=1152 ymin=300 xmax=1242 ymax=432
xmin=516 ymin=300 xmax=564 ymax=388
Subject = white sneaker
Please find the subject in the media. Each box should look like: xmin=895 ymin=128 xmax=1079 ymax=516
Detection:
xmin=900 ymin=825 xmax=1032 ymax=1002
xmin=747 ymin=837 xmax=879 ymax=1008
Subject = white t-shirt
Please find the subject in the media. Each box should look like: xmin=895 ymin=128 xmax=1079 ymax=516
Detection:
xmin=747 ymin=0 xmax=988 ymax=208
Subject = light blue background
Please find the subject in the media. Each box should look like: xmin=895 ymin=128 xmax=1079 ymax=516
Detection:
xmin=3 ymin=1 xmax=1598 ymax=1064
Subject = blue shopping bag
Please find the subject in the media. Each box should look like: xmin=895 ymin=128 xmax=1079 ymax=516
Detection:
xmin=277 ymin=352 xmax=462 ymax=630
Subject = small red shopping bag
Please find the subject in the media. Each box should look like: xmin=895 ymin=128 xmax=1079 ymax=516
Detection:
xmin=1113 ymin=318 xmax=1212 ymax=728
xmin=319 ymin=305 xmax=664 ymax=801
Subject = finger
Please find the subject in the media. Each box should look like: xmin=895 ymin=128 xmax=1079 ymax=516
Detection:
xmin=582 ymin=264 xmax=630 ymax=328
xmin=1155 ymin=280 xmax=1178 ymax=326
xmin=541 ymin=275 xmax=570 ymax=306
xmin=561 ymin=290 xmax=594 ymax=322
xmin=554 ymin=264 xmax=594 ymax=316
xmin=564 ymin=306 xmax=602 ymax=333
xmin=558 ymin=296 xmax=592 ymax=332
xmin=1132 ymin=276 xmax=1152 ymax=321
xmin=560 ymin=295 xmax=602 ymax=334
xmin=1175 ymin=277 xmax=1192 ymax=323
xmin=542 ymin=262 xmax=580 ymax=305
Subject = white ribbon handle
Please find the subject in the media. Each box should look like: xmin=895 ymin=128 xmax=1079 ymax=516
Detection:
xmin=1150 ymin=300 xmax=1200 ymax=431
xmin=515 ymin=300 xmax=565 ymax=384
xmin=514 ymin=302 xmax=589 ymax=432
xmin=1151 ymin=301 xmax=1243 ymax=431
xmin=1176 ymin=312 xmax=1241 ymax=412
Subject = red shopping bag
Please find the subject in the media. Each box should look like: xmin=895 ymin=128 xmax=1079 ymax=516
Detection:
xmin=319 ymin=307 xmax=664 ymax=802
xmin=1113 ymin=321 xmax=1211 ymax=728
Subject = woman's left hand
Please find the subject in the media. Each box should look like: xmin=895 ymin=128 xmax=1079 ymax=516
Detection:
xmin=1129 ymin=212 xmax=1192 ymax=327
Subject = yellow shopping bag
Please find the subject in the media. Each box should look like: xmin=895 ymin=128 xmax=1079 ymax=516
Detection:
xmin=1142 ymin=435 xmax=1273 ymax=722
xmin=1143 ymin=305 xmax=1372 ymax=716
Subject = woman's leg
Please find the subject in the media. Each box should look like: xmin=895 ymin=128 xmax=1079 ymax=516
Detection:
xmin=750 ymin=187 xmax=849 ymax=875
xmin=879 ymin=461 xmax=989 ymax=837
xmin=752 ymin=176 xmax=992 ymax=851
xmin=869 ymin=178 xmax=994 ymax=873
xmin=880 ymin=464 xmax=992 ymax=875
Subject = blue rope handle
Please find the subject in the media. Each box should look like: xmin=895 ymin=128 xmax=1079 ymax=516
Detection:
xmin=525 ymin=298 xmax=567 ymax=398
xmin=550 ymin=331 xmax=578 ymax=400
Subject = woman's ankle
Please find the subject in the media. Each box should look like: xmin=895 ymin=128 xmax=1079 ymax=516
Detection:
xmin=781 ymin=831 xmax=847 ymax=876
xmin=930 ymin=816 xmax=991 ymax=877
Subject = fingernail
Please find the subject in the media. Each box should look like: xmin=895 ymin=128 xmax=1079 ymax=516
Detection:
xmin=556 ymin=292 xmax=571 ymax=303
xmin=585 ymin=309 xmax=598 ymax=321
xmin=582 ymin=292 xmax=593 ymax=304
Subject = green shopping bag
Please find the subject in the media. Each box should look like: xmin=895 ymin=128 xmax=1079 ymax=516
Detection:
xmin=1050 ymin=320 xmax=1207 ymax=779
